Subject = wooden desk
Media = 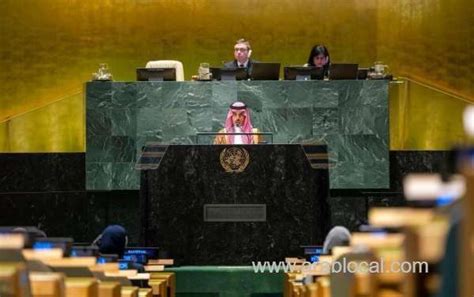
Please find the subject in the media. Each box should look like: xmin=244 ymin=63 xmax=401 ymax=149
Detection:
xmin=138 ymin=288 xmax=152 ymax=297
xmin=148 ymin=279 xmax=167 ymax=297
xmin=150 ymin=272 xmax=175 ymax=297
xmin=121 ymin=286 xmax=139 ymax=297
xmin=98 ymin=281 xmax=121 ymax=297
xmin=30 ymin=272 xmax=65 ymax=297
xmin=65 ymin=278 xmax=98 ymax=297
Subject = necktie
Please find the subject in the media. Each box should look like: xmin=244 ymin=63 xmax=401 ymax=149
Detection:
xmin=239 ymin=64 xmax=244 ymax=68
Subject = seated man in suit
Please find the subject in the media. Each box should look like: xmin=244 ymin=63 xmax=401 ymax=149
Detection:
xmin=214 ymin=101 xmax=260 ymax=144
xmin=223 ymin=38 xmax=256 ymax=78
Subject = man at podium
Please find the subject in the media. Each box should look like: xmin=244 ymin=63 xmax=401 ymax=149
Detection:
xmin=214 ymin=101 xmax=260 ymax=144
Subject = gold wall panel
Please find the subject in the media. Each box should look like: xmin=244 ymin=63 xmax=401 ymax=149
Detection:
xmin=1 ymin=93 xmax=84 ymax=152
xmin=379 ymin=0 xmax=473 ymax=149
xmin=0 ymin=0 xmax=472 ymax=152
xmin=377 ymin=0 xmax=474 ymax=99
xmin=390 ymin=79 xmax=469 ymax=150
xmin=0 ymin=122 xmax=8 ymax=152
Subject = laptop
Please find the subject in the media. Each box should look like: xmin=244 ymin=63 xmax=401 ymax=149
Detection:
xmin=210 ymin=67 xmax=247 ymax=81
xmin=70 ymin=245 xmax=99 ymax=257
xmin=136 ymin=68 xmax=176 ymax=81
xmin=250 ymin=62 xmax=280 ymax=80
xmin=284 ymin=66 xmax=324 ymax=80
xmin=328 ymin=64 xmax=359 ymax=80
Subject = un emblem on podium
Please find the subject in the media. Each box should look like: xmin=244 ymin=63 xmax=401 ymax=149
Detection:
xmin=220 ymin=147 xmax=250 ymax=173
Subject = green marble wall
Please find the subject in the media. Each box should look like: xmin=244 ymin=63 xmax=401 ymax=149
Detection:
xmin=86 ymin=80 xmax=389 ymax=190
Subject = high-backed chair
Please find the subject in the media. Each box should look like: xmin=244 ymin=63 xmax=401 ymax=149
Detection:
xmin=145 ymin=60 xmax=185 ymax=81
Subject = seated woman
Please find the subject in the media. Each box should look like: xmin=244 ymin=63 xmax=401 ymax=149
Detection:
xmin=305 ymin=44 xmax=331 ymax=77
xmin=214 ymin=101 xmax=260 ymax=144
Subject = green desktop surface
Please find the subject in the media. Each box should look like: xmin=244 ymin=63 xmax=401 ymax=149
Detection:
xmin=165 ymin=266 xmax=283 ymax=297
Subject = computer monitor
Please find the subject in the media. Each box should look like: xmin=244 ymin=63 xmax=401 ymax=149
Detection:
xmin=300 ymin=245 xmax=324 ymax=262
xmin=136 ymin=68 xmax=176 ymax=81
xmin=122 ymin=247 xmax=159 ymax=265
xmin=118 ymin=260 xmax=134 ymax=270
xmin=210 ymin=67 xmax=247 ymax=81
xmin=328 ymin=63 xmax=359 ymax=80
xmin=250 ymin=62 xmax=280 ymax=80
xmin=70 ymin=245 xmax=100 ymax=257
xmin=284 ymin=66 xmax=324 ymax=80
xmin=97 ymin=254 xmax=119 ymax=264
xmin=33 ymin=237 xmax=74 ymax=256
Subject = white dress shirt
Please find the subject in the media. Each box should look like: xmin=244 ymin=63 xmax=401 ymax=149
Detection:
xmin=237 ymin=60 xmax=249 ymax=68
xmin=233 ymin=126 xmax=244 ymax=144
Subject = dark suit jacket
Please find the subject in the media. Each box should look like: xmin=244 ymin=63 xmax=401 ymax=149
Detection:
xmin=223 ymin=59 xmax=257 ymax=78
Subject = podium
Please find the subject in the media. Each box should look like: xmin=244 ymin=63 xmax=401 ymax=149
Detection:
xmin=138 ymin=144 xmax=330 ymax=265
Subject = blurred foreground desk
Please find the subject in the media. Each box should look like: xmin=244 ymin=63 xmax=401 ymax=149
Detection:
xmin=85 ymin=80 xmax=389 ymax=190
xmin=138 ymin=144 xmax=330 ymax=265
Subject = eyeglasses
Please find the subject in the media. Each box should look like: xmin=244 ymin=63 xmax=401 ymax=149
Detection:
xmin=234 ymin=47 xmax=248 ymax=52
